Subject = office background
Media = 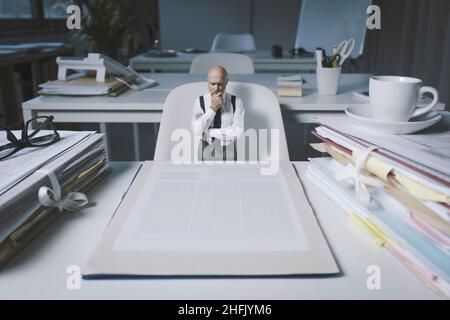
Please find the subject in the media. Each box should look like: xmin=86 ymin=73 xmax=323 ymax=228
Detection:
xmin=0 ymin=0 xmax=449 ymax=160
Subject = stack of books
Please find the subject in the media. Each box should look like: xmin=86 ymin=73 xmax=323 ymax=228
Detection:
xmin=306 ymin=114 xmax=450 ymax=298
xmin=276 ymin=74 xmax=303 ymax=97
xmin=38 ymin=73 xmax=138 ymax=97
xmin=0 ymin=131 xmax=110 ymax=268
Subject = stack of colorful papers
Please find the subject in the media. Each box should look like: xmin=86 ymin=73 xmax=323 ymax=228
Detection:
xmin=306 ymin=113 xmax=450 ymax=298
xmin=276 ymin=74 xmax=303 ymax=97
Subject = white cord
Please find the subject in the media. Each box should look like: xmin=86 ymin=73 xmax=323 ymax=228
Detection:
xmin=37 ymin=169 xmax=89 ymax=213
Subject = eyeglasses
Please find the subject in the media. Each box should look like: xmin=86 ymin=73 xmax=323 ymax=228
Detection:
xmin=0 ymin=116 xmax=60 ymax=161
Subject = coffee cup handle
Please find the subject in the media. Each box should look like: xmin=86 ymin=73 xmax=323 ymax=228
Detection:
xmin=411 ymin=86 xmax=438 ymax=118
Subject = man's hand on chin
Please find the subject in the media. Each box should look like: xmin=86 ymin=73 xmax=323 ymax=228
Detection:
xmin=210 ymin=91 xmax=223 ymax=113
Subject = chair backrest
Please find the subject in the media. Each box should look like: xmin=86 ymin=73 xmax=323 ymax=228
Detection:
xmin=210 ymin=33 xmax=256 ymax=53
xmin=154 ymin=82 xmax=289 ymax=162
xmin=190 ymin=53 xmax=254 ymax=74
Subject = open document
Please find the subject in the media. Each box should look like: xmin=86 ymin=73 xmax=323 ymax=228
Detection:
xmin=84 ymin=162 xmax=339 ymax=277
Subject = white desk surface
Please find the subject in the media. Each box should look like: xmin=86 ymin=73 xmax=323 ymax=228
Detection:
xmin=23 ymin=73 xmax=444 ymax=114
xmin=0 ymin=161 xmax=438 ymax=299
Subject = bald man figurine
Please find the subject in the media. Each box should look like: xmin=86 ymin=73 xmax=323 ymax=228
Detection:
xmin=192 ymin=66 xmax=245 ymax=160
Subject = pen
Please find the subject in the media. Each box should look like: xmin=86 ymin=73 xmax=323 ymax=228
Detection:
xmin=332 ymin=46 xmax=338 ymax=56
xmin=315 ymin=48 xmax=323 ymax=67
xmin=331 ymin=53 xmax=341 ymax=68
xmin=321 ymin=49 xmax=327 ymax=67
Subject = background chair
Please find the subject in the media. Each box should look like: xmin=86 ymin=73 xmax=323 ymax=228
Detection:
xmin=210 ymin=33 xmax=256 ymax=53
xmin=190 ymin=53 xmax=254 ymax=74
xmin=154 ymin=82 xmax=289 ymax=162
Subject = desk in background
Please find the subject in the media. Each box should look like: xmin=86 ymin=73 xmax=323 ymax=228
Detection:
xmin=22 ymin=73 xmax=445 ymax=160
xmin=0 ymin=45 xmax=71 ymax=128
xmin=0 ymin=161 xmax=438 ymax=299
xmin=23 ymin=73 xmax=374 ymax=123
xmin=130 ymin=50 xmax=317 ymax=73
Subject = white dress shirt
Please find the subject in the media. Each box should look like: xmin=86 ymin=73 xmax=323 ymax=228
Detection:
xmin=191 ymin=92 xmax=245 ymax=144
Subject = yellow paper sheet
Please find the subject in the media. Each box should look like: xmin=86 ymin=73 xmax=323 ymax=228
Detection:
xmin=396 ymin=174 xmax=450 ymax=203
xmin=352 ymin=149 xmax=393 ymax=181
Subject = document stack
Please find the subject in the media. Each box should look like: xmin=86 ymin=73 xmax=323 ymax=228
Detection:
xmin=38 ymin=53 xmax=158 ymax=97
xmin=276 ymin=74 xmax=303 ymax=97
xmin=38 ymin=72 xmax=137 ymax=97
xmin=306 ymin=114 xmax=450 ymax=298
xmin=0 ymin=130 xmax=110 ymax=268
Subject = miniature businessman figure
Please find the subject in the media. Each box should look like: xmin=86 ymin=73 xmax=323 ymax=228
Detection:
xmin=191 ymin=65 xmax=245 ymax=161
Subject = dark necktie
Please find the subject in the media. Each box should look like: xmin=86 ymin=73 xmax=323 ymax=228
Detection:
xmin=213 ymin=108 xmax=222 ymax=128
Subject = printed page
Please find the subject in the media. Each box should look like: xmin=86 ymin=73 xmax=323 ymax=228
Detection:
xmin=113 ymin=162 xmax=309 ymax=252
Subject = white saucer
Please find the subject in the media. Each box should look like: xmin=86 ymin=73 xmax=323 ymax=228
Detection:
xmin=345 ymin=106 xmax=442 ymax=135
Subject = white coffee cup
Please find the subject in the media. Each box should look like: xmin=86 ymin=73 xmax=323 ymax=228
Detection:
xmin=369 ymin=76 xmax=438 ymax=122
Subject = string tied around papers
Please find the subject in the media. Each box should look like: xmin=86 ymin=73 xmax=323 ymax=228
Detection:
xmin=335 ymin=146 xmax=383 ymax=206
xmin=37 ymin=169 xmax=89 ymax=213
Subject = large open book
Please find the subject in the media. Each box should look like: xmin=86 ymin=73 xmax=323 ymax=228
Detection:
xmin=84 ymin=162 xmax=339 ymax=277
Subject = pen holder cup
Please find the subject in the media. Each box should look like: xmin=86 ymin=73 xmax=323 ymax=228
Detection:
xmin=316 ymin=66 xmax=341 ymax=95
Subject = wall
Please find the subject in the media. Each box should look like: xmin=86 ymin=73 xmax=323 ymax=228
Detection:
xmin=251 ymin=0 xmax=301 ymax=51
xmin=158 ymin=0 xmax=301 ymax=51
xmin=158 ymin=0 xmax=251 ymax=50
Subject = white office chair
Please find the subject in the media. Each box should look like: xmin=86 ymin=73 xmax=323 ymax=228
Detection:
xmin=154 ymin=82 xmax=289 ymax=162
xmin=210 ymin=33 xmax=256 ymax=53
xmin=190 ymin=53 xmax=254 ymax=74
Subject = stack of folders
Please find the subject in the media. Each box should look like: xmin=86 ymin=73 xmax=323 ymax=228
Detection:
xmin=0 ymin=131 xmax=110 ymax=268
xmin=306 ymin=114 xmax=450 ymax=298
xmin=276 ymin=74 xmax=303 ymax=97
xmin=38 ymin=72 xmax=138 ymax=97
